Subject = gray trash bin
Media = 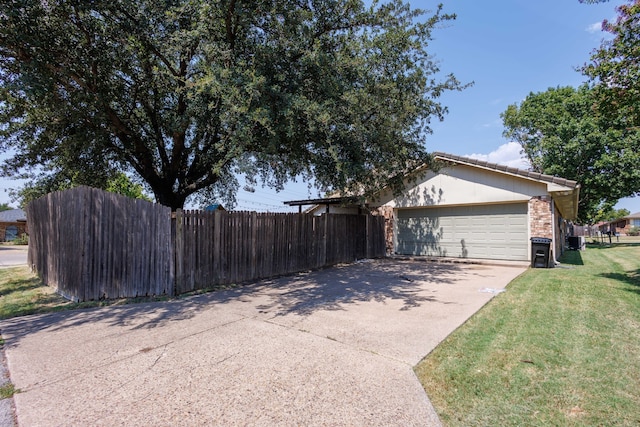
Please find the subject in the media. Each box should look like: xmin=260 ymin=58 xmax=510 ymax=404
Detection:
xmin=530 ymin=237 xmax=552 ymax=268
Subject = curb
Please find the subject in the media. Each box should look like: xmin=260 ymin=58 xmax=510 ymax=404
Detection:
xmin=0 ymin=343 xmax=16 ymax=427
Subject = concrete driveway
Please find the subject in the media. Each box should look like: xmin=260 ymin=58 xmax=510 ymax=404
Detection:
xmin=0 ymin=259 xmax=526 ymax=426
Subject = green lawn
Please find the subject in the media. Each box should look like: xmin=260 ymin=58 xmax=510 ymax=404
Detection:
xmin=416 ymin=243 xmax=640 ymax=426
xmin=0 ymin=267 xmax=73 ymax=319
xmin=0 ymin=267 xmax=173 ymax=320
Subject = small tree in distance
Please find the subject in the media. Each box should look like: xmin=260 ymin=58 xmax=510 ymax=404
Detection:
xmin=501 ymin=85 xmax=639 ymax=224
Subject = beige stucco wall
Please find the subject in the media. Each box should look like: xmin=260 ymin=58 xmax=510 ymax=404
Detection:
xmin=371 ymin=164 xmax=565 ymax=262
xmin=373 ymin=164 xmax=550 ymax=209
xmin=555 ymin=203 xmax=566 ymax=259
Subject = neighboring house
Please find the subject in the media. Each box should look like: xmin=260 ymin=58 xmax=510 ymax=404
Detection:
xmin=285 ymin=152 xmax=580 ymax=263
xmin=602 ymin=211 xmax=640 ymax=235
xmin=0 ymin=208 xmax=27 ymax=242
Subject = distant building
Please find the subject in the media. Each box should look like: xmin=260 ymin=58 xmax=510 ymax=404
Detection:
xmin=602 ymin=211 xmax=640 ymax=235
xmin=0 ymin=209 xmax=27 ymax=242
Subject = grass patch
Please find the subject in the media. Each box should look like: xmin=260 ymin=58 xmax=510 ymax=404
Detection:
xmin=0 ymin=383 xmax=18 ymax=399
xmin=0 ymin=267 xmax=179 ymax=320
xmin=416 ymin=245 xmax=640 ymax=426
xmin=0 ymin=267 xmax=244 ymax=321
xmin=0 ymin=267 xmax=76 ymax=320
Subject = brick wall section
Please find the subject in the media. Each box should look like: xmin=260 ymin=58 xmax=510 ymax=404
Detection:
xmin=529 ymin=197 xmax=553 ymax=239
xmin=0 ymin=222 xmax=28 ymax=242
xmin=610 ymin=219 xmax=632 ymax=235
xmin=372 ymin=206 xmax=394 ymax=255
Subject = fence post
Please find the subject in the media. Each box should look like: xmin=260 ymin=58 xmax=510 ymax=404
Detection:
xmin=167 ymin=207 xmax=175 ymax=296
xmin=365 ymin=214 xmax=371 ymax=259
xmin=213 ymin=210 xmax=221 ymax=284
xmin=174 ymin=208 xmax=184 ymax=294
xmin=323 ymin=214 xmax=328 ymax=265
xmin=251 ymin=211 xmax=257 ymax=279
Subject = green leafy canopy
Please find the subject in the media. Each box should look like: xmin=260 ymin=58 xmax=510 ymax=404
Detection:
xmin=582 ymin=0 xmax=640 ymax=129
xmin=501 ymin=85 xmax=640 ymax=224
xmin=0 ymin=0 xmax=468 ymax=209
xmin=502 ymin=1 xmax=640 ymax=224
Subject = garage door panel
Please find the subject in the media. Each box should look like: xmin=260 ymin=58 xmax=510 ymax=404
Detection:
xmin=395 ymin=204 xmax=528 ymax=261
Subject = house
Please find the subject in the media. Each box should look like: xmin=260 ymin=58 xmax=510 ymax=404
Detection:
xmin=603 ymin=211 xmax=640 ymax=235
xmin=285 ymin=152 xmax=580 ymax=263
xmin=0 ymin=208 xmax=27 ymax=242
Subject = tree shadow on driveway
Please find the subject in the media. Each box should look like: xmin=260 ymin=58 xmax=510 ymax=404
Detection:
xmin=248 ymin=259 xmax=463 ymax=316
xmin=0 ymin=259 xmax=470 ymax=347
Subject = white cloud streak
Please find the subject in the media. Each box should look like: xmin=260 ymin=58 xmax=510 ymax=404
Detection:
xmin=586 ymin=22 xmax=603 ymax=34
xmin=465 ymin=141 xmax=531 ymax=169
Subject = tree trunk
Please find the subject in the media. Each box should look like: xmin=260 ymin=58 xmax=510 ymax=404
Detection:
xmin=154 ymin=191 xmax=187 ymax=211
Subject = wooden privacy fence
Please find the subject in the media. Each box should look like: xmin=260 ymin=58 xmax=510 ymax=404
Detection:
xmin=174 ymin=210 xmax=385 ymax=294
xmin=27 ymin=187 xmax=385 ymax=301
xmin=27 ymin=186 xmax=173 ymax=302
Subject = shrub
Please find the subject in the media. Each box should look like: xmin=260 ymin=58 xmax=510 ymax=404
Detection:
xmin=13 ymin=233 xmax=28 ymax=245
xmin=628 ymin=226 xmax=640 ymax=236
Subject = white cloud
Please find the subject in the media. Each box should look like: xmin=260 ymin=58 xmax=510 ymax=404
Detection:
xmin=481 ymin=119 xmax=502 ymax=128
xmin=586 ymin=22 xmax=602 ymax=34
xmin=465 ymin=141 xmax=531 ymax=169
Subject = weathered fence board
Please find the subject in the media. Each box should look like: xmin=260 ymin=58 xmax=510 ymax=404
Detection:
xmin=173 ymin=210 xmax=386 ymax=292
xmin=27 ymin=186 xmax=174 ymax=301
xmin=27 ymin=187 xmax=386 ymax=301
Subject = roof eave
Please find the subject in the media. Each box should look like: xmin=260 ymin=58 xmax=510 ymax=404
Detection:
xmin=549 ymin=185 xmax=581 ymax=220
xmin=433 ymin=152 xmax=579 ymax=190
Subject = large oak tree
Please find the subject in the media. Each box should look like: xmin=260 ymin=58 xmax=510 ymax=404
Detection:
xmin=0 ymin=0 xmax=466 ymax=209
xmin=502 ymin=85 xmax=640 ymax=224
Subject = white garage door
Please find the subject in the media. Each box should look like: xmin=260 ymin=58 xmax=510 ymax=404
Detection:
xmin=395 ymin=203 xmax=529 ymax=261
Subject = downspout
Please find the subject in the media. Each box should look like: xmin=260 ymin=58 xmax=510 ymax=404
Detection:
xmin=551 ymin=199 xmax=561 ymax=266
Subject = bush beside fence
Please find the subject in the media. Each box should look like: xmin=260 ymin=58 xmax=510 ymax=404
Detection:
xmin=27 ymin=187 xmax=385 ymax=301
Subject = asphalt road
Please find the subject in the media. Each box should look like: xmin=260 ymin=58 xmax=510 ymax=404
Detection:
xmin=0 ymin=246 xmax=27 ymax=268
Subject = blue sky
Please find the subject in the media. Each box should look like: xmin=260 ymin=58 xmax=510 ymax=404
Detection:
xmin=426 ymin=0 xmax=624 ymax=157
xmin=2 ymin=0 xmax=638 ymax=214
xmin=426 ymin=0 xmax=638 ymax=214
xmin=232 ymin=0 xmax=638 ymax=213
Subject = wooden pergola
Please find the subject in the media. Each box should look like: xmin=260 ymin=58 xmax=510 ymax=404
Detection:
xmin=283 ymin=196 xmax=362 ymax=214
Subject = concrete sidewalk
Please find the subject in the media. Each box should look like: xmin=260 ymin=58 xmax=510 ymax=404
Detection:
xmin=0 ymin=259 xmax=526 ymax=426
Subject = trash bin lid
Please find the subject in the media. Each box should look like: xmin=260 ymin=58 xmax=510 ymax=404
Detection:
xmin=530 ymin=237 xmax=552 ymax=244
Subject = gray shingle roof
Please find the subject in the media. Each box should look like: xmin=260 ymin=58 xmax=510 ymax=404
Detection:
xmin=432 ymin=152 xmax=579 ymax=189
xmin=0 ymin=209 xmax=26 ymax=222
